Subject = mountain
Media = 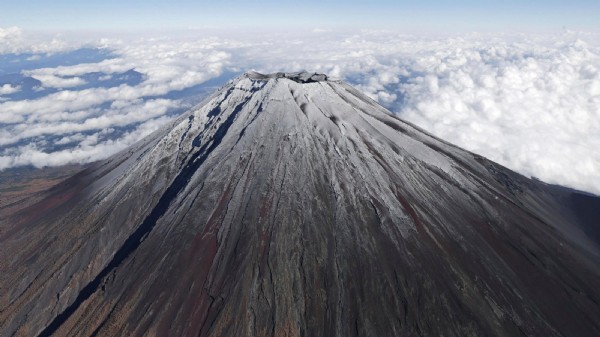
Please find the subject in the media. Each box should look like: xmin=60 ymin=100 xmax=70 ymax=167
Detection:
xmin=1 ymin=71 xmax=599 ymax=337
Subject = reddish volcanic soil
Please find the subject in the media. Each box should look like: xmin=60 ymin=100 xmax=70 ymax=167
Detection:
xmin=0 ymin=165 xmax=85 ymax=220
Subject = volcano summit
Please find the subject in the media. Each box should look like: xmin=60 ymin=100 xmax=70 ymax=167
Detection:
xmin=1 ymin=71 xmax=599 ymax=337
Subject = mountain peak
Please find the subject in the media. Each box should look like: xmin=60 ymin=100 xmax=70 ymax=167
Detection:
xmin=244 ymin=70 xmax=330 ymax=83
xmin=1 ymin=71 xmax=599 ymax=337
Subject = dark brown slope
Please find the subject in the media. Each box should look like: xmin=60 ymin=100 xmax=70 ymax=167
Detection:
xmin=0 ymin=165 xmax=84 ymax=220
xmin=1 ymin=72 xmax=599 ymax=337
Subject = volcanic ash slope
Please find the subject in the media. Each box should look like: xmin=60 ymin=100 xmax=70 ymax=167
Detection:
xmin=1 ymin=71 xmax=599 ymax=337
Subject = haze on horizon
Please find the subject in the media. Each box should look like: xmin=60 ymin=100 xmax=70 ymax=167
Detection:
xmin=2 ymin=0 xmax=599 ymax=32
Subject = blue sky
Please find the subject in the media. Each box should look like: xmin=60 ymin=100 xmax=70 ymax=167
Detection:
xmin=1 ymin=0 xmax=599 ymax=32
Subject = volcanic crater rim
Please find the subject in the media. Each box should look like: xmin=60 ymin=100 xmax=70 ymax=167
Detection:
xmin=244 ymin=70 xmax=330 ymax=83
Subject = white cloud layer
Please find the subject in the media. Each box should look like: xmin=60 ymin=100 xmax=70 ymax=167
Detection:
xmin=0 ymin=84 xmax=20 ymax=95
xmin=28 ymin=74 xmax=86 ymax=88
xmin=1 ymin=33 xmax=232 ymax=173
xmin=0 ymin=27 xmax=23 ymax=54
xmin=397 ymin=38 xmax=600 ymax=195
xmin=1 ymin=28 xmax=599 ymax=195
xmin=0 ymin=26 xmax=74 ymax=54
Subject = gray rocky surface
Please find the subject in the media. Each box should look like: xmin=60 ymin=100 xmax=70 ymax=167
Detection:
xmin=1 ymin=71 xmax=599 ymax=337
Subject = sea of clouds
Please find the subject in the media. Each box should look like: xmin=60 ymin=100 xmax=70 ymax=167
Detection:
xmin=0 ymin=27 xmax=599 ymax=194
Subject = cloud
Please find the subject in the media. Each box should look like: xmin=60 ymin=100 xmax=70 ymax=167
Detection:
xmin=0 ymin=27 xmax=23 ymax=54
xmin=0 ymin=98 xmax=177 ymax=146
xmin=0 ymin=26 xmax=75 ymax=54
xmin=396 ymin=38 xmax=600 ymax=195
xmin=0 ymin=84 xmax=20 ymax=95
xmin=0 ymin=28 xmax=599 ymax=195
xmin=28 ymin=74 xmax=86 ymax=88
xmin=0 ymin=115 xmax=173 ymax=170
xmin=0 ymin=32 xmax=233 ymax=178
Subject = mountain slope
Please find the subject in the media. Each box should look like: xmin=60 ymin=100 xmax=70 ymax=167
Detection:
xmin=1 ymin=71 xmax=599 ymax=337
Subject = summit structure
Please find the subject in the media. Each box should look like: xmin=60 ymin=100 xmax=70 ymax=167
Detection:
xmin=1 ymin=72 xmax=599 ymax=337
